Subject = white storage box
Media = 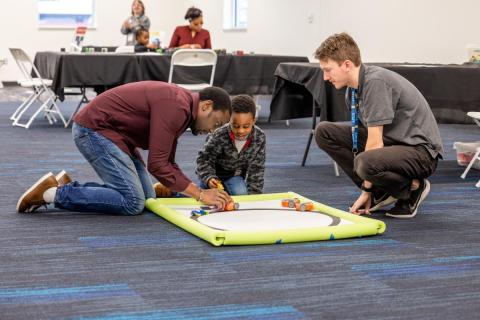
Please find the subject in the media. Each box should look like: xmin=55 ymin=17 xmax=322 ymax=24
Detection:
xmin=453 ymin=141 xmax=480 ymax=170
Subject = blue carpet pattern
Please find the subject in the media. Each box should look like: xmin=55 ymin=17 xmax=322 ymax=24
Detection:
xmin=0 ymin=98 xmax=480 ymax=320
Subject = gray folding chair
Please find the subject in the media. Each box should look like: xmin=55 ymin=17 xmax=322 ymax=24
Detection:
xmin=168 ymin=49 xmax=217 ymax=92
xmin=9 ymin=48 xmax=67 ymax=129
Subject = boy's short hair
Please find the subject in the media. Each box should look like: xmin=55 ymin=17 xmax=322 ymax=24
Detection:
xmin=135 ymin=27 xmax=148 ymax=39
xmin=314 ymin=32 xmax=361 ymax=66
xmin=199 ymin=87 xmax=232 ymax=114
xmin=231 ymin=95 xmax=256 ymax=117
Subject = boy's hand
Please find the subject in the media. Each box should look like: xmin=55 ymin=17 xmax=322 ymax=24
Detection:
xmin=146 ymin=43 xmax=157 ymax=49
xmin=201 ymin=189 xmax=231 ymax=209
xmin=207 ymin=178 xmax=219 ymax=189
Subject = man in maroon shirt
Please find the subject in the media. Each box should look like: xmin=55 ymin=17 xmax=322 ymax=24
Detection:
xmin=17 ymin=81 xmax=232 ymax=215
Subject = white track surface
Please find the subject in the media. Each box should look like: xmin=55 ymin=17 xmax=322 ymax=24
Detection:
xmin=168 ymin=200 xmax=352 ymax=231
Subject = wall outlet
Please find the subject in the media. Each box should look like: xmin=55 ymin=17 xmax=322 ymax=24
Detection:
xmin=0 ymin=58 xmax=7 ymax=66
xmin=307 ymin=13 xmax=314 ymax=24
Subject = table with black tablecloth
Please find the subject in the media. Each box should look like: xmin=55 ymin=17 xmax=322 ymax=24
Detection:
xmin=270 ymin=62 xmax=480 ymax=124
xmin=34 ymin=52 xmax=143 ymax=98
xmin=34 ymin=51 xmax=310 ymax=98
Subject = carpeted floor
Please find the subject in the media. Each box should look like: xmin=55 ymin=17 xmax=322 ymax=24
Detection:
xmin=0 ymin=90 xmax=479 ymax=320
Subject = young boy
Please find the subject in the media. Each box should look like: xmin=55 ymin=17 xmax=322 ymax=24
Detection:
xmin=134 ymin=27 xmax=158 ymax=52
xmin=196 ymin=95 xmax=266 ymax=195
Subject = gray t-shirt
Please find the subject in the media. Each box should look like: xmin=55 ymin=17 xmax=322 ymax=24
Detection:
xmin=347 ymin=65 xmax=444 ymax=159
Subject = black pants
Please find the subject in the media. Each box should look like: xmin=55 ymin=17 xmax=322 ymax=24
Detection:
xmin=314 ymin=122 xmax=438 ymax=200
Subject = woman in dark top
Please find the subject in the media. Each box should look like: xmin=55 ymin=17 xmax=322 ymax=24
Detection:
xmin=169 ymin=7 xmax=212 ymax=49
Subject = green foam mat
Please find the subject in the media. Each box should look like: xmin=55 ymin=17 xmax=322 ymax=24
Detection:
xmin=146 ymin=192 xmax=386 ymax=246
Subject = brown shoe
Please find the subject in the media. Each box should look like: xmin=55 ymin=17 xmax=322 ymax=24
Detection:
xmin=17 ymin=173 xmax=59 ymax=213
xmin=153 ymin=182 xmax=172 ymax=198
xmin=56 ymin=170 xmax=72 ymax=186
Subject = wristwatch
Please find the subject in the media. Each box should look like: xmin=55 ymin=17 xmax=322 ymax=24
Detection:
xmin=360 ymin=184 xmax=373 ymax=193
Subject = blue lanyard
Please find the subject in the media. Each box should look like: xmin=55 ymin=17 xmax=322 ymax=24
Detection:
xmin=350 ymin=87 xmax=359 ymax=155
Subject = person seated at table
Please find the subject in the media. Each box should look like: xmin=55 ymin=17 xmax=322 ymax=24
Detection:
xmin=134 ymin=27 xmax=159 ymax=52
xmin=195 ymin=95 xmax=265 ymax=195
xmin=169 ymin=7 xmax=212 ymax=49
xmin=121 ymin=0 xmax=150 ymax=45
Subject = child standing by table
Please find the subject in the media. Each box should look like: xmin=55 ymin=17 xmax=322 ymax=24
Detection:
xmin=196 ymin=95 xmax=266 ymax=195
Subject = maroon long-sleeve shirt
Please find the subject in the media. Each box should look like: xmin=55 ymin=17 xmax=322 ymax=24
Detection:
xmin=74 ymin=81 xmax=199 ymax=192
xmin=169 ymin=25 xmax=212 ymax=49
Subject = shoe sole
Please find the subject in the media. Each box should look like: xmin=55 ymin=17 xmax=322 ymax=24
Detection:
xmin=386 ymin=180 xmax=430 ymax=219
xmin=16 ymin=172 xmax=54 ymax=213
xmin=154 ymin=182 xmax=172 ymax=197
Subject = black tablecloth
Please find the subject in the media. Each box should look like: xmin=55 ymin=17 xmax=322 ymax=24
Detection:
xmin=270 ymin=62 xmax=480 ymax=124
xmin=34 ymin=52 xmax=142 ymax=97
xmin=34 ymin=52 xmax=309 ymax=98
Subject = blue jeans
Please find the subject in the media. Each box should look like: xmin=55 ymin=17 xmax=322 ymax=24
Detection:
xmin=200 ymin=176 xmax=248 ymax=195
xmin=55 ymin=123 xmax=155 ymax=215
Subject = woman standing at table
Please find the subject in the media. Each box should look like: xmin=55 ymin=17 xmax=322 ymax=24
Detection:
xmin=121 ymin=0 xmax=151 ymax=45
xmin=169 ymin=7 xmax=212 ymax=49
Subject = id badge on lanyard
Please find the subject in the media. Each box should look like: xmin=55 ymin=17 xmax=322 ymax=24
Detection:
xmin=350 ymin=87 xmax=359 ymax=156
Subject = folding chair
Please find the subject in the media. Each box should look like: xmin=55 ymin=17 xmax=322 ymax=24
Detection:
xmin=0 ymin=58 xmax=6 ymax=88
xmin=460 ymin=112 xmax=480 ymax=188
xmin=9 ymin=48 xmax=67 ymax=129
xmin=168 ymin=49 xmax=217 ymax=92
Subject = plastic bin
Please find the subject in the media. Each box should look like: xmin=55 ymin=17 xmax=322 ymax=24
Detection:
xmin=453 ymin=141 xmax=480 ymax=169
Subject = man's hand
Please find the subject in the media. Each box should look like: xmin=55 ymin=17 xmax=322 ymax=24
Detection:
xmin=201 ymin=188 xmax=231 ymax=209
xmin=349 ymin=191 xmax=372 ymax=215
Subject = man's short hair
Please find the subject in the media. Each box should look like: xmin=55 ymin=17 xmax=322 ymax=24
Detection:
xmin=199 ymin=87 xmax=232 ymax=113
xmin=315 ymin=32 xmax=361 ymax=66
xmin=232 ymin=95 xmax=256 ymax=117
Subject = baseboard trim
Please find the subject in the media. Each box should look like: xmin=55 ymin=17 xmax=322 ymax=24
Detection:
xmin=0 ymin=81 xmax=19 ymax=87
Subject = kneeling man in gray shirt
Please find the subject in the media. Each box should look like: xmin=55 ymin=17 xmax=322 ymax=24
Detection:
xmin=314 ymin=33 xmax=443 ymax=218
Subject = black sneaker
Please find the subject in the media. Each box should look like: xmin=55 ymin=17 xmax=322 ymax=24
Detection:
xmin=349 ymin=191 xmax=396 ymax=212
xmin=370 ymin=192 xmax=397 ymax=212
xmin=386 ymin=179 xmax=430 ymax=218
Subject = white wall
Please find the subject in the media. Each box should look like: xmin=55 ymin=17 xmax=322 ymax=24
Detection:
xmin=0 ymin=0 xmax=185 ymax=81
xmin=1 ymin=0 xmax=480 ymax=82
xmin=318 ymin=0 xmax=480 ymax=64
xmin=186 ymin=0 xmax=321 ymax=57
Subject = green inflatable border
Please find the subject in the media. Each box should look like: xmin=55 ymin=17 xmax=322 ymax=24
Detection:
xmin=146 ymin=192 xmax=386 ymax=246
